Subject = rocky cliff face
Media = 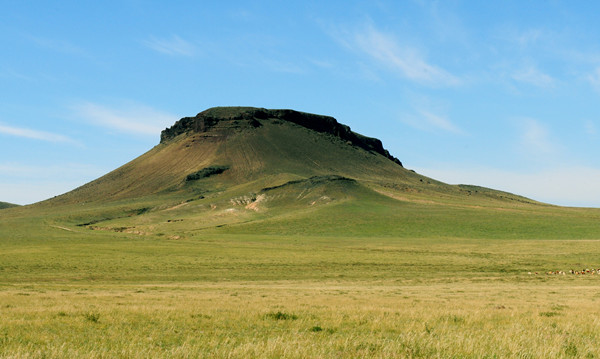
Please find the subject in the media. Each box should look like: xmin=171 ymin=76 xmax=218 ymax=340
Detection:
xmin=160 ymin=107 xmax=403 ymax=167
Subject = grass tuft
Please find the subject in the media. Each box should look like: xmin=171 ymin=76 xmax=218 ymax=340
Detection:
xmin=84 ymin=312 xmax=100 ymax=323
xmin=564 ymin=341 xmax=578 ymax=356
xmin=539 ymin=311 xmax=560 ymax=317
xmin=264 ymin=311 xmax=298 ymax=320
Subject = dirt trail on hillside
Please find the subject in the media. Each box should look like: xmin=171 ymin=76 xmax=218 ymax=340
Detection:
xmin=49 ymin=225 xmax=74 ymax=232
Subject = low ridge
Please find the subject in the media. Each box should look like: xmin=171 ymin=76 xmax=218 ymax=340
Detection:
xmin=0 ymin=201 xmax=19 ymax=209
xmin=160 ymin=107 xmax=403 ymax=167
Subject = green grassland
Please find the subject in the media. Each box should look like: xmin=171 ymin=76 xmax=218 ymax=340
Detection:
xmin=3 ymin=109 xmax=600 ymax=357
xmin=3 ymin=190 xmax=600 ymax=358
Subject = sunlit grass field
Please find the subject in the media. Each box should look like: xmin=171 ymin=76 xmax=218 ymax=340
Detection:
xmin=3 ymin=202 xmax=600 ymax=358
xmin=4 ymin=280 xmax=600 ymax=358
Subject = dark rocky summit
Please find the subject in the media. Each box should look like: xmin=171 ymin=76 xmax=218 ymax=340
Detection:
xmin=161 ymin=107 xmax=403 ymax=167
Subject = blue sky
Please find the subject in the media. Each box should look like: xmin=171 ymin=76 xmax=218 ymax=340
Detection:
xmin=1 ymin=1 xmax=600 ymax=207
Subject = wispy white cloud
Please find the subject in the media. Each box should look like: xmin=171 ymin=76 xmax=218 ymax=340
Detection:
xmin=516 ymin=118 xmax=557 ymax=155
xmin=0 ymin=123 xmax=76 ymax=144
xmin=26 ymin=35 xmax=89 ymax=57
xmin=261 ymin=58 xmax=305 ymax=74
xmin=400 ymin=109 xmax=464 ymax=135
xmin=414 ymin=165 xmax=600 ymax=208
xmin=585 ymin=120 xmax=597 ymax=135
xmin=229 ymin=8 xmax=255 ymax=21
xmin=71 ymin=102 xmax=177 ymax=136
xmin=143 ymin=35 xmax=196 ymax=56
xmin=0 ymin=67 xmax=34 ymax=81
xmin=420 ymin=111 xmax=464 ymax=134
xmin=332 ymin=24 xmax=460 ymax=86
xmin=515 ymin=29 xmax=543 ymax=48
xmin=308 ymin=58 xmax=335 ymax=69
xmin=424 ymin=1 xmax=470 ymax=45
xmin=586 ymin=67 xmax=600 ymax=93
xmin=0 ymin=163 xmax=102 ymax=179
xmin=511 ymin=65 xmax=555 ymax=88
xmin=494 ymin=26 xmax=546 ymax=50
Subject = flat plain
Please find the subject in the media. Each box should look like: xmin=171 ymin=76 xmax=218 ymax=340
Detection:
xmin=3 ymin=198 xmax=600 ymax=358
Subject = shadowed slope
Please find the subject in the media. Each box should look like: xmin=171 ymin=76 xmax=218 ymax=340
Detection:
xmin=47 ymin=133 xmax=224 ymax=204
xmin=0 ymin=201 xmax=19 ymax=209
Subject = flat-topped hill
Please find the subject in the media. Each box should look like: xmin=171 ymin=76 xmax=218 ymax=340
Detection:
xmin=47 ymin=106 xmax=421 ymax=205
xmin=23 ymin=106 xmax=573 ymax=239
xmin=160 ymin=107 xmax=403 ymax=166
xmin=40 ymin=106 xmax=535 ymax=208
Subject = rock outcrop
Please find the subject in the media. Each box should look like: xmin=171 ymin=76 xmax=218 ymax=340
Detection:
xmin=186 ymin=165 xmax=229 ymax=181
xmin=160 ymin=107 xmax=403 ymax=167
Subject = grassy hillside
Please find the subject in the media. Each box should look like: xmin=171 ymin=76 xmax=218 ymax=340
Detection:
xmin=44 ymin=121 xmax=414 ymax=204
xmin=40 ymin=107 xmax=533 ymax=207
xmin=28 ymin=107 xmax=561 ymax=239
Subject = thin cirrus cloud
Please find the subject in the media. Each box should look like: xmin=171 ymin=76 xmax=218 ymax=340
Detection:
xmin=261 ymin=58 xmax=306 ymax=74
xmin=400 ymin=110 xmax=464 ymax=135
xmin=338 ymin=24 xmax=460 ymax=86
xmin=500 ymin=27 xmax=544 ymax=49
xmin=584 ymin=120 xmax=597 ymax=135
xmin=515 ymin=29 xmax=542 ymax=48
xmin=0 ymin=67 xmax=34 ymax=82
xmin=511 ymin=65 xmax=555 ymax=88
xmin=0 ymin=162 xmax=103 ymax=180
xmin=72 ymin=102 xmax=177 ymax=136
xmin=25 ymin=34 xmax=90 ymax=58
xmin=517 ymin=118 xmax=557 ymax=155
xmin=586 ymin=67 xmax=600 ymax=93
xmin=0 ymin=123 xmax=75 ymax=144
xmin=143 ymin=35 xmax=196 ymax=56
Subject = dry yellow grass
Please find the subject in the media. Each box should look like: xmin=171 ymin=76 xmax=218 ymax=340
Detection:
xmin=2 ymin=280 xmax=600 ymax=358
